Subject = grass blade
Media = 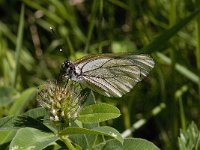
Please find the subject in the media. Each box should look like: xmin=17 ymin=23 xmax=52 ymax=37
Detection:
xmin=12 ymin=4 xmax=25 ymax=88
xmin=142 ymin=9 xmax=200 ymax=53
xmin=156 ymin=52 xmax=199 ymax=84
xmin=195 ymin=2 xmax=200 ymax=95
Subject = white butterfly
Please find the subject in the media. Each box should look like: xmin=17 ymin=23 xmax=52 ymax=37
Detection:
xmin=60 ymin=53 xmax=155 ymax=97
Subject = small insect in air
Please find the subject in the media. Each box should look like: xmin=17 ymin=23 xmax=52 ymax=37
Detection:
xmin=59 ymin=53 xmax=155 ymax=97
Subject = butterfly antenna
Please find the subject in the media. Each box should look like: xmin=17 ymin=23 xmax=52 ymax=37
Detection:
xmin=49 ymin=26 xmax=65 ymax=52
xmin=50 ymin=26 xmax=55 ymax=34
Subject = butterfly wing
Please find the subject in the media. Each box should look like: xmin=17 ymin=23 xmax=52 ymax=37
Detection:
xmin=74 ymin=54 xmax=155 ymax=97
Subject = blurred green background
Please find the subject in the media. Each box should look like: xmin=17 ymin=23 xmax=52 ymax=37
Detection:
xmin=0 ymin=0 xmax=200 ymax=149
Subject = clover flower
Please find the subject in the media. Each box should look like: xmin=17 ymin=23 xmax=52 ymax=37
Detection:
xmin=37 ymin=81 xmax=85 ymax=122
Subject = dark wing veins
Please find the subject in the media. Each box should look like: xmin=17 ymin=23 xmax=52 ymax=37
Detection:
xmin=80 ymin=58 xmax=115 ymax=74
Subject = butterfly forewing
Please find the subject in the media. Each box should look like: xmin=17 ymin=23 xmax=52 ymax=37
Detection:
xmin=73 ymin=54 xmax=155 ymax=97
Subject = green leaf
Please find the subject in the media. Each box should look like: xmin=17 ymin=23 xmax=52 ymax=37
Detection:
xmin=69 ymin=120 xmax=99 ymax=149
xmin=0 ymin=108 xmax=47 ymax=130
xmin=142 ymin=9 xmax=200 ymax=53
xmin=0 ymin=130 xmax=16 ymax=145
xmin=94 ymin=126 xmax=123 ymax=144
xmin=9 ymin=87 xmax=37 ymax=115
xmin=0 ymin=116 xmax=18 ymax=130
xmin=0 ymin=116 xmax=21 ymax=146
xmin=14 ymin=116 xmax=52 ymax=132
xmin=10 ymin=127 xmax=58 ymax=150
xmin=83 ymin=123 xmax=99 ymax=149
xmin=78 ymin=103 xmax=121 ymax=123
xmin=60 ymin=126 xmax=123 ymax=144
xmin=122 ymin=138 xmax=160 ymax=150
xmin=80 ymin=91 xmax=98 ymax=147
xmin=178 ymin=122 xmax=200 ymax=150
xmin=96 ymin=139 xmax=122 ymax=150
xmin=82 ymin=90 xmax=96 ymax=106
xmin=23 ymin=107 xmax=47 ymax=119
xmin=69 ymin=134 xmax=88 ymax=150
xmin=96 ymin=138 xmax=160 ymax=150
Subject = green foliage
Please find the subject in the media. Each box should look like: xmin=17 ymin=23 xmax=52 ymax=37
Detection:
xmin=98 ymin=138 xmax=160 ymax=150
xmin=10 ymin=127 xmax=58 ymax=150
xmin=0 ymin=99 xmax=159 ymax=149
xmin=142 ymin=8 xmax=200 ymax=53
xmin=78 ymin=103 xmax=121 ymax=123
xmin=60 ymin=126 xmax=123 ymax=144
xmin=178 ymin=122 xmax=200 ymax=150
xmin=0 ymin=0 xmax=200 ymax=149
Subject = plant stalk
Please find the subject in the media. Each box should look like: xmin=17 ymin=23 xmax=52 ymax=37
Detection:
xmin=60 ymin=135 xmax=76 ymax=150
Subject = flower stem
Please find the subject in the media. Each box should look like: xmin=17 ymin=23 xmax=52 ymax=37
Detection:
xmin=60 ymin=135 xmax=76 ymax=150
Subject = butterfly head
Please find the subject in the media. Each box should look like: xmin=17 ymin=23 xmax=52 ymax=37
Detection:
xmin=59 ymin=60 xmax=75 ymax=80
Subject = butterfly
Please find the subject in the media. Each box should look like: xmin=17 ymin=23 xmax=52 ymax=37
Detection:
xmin=59 ymin=53 xmax=155 ymax=97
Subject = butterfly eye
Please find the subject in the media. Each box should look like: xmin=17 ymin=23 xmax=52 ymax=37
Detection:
xmin=65 ymin=61 xmax=71 ymax=66
xmin=61 ymin=60 xmax=70 ymax=69
xmin=60 ymin=60 xmax=69 ymax=74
